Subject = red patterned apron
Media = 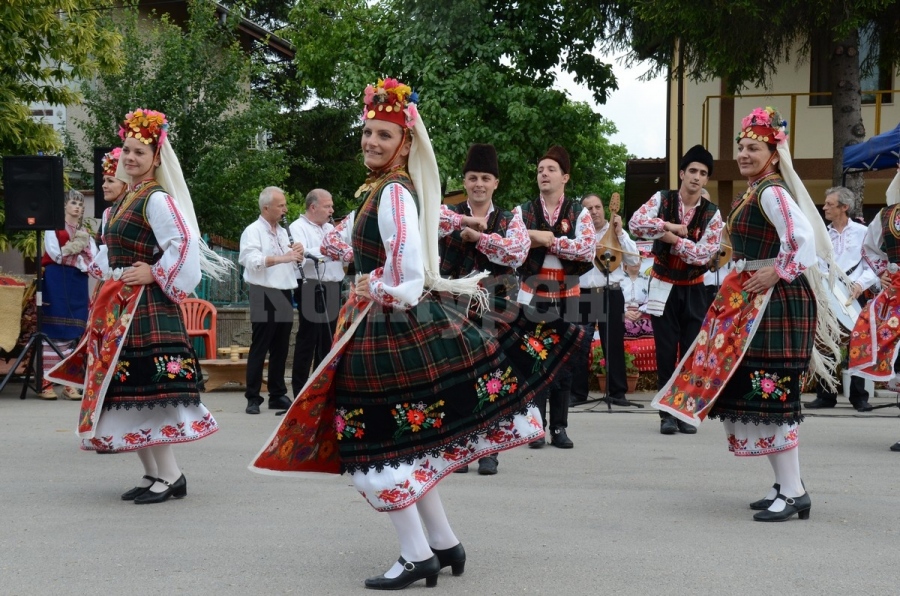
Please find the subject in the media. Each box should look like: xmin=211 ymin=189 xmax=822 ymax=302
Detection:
xmin=847 ymin=268 xmax=900 ymax=380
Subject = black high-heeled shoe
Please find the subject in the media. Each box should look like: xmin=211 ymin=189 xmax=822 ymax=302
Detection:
xmin=121 ymin=475 xmax=157 ymax=501
xmin=749 ymin=483 xmax=780 ymax=510
xmin=133 ymin=474 xmax=187 ymax=504
xmin=364 ymin=555 xmax=440 ymax=590
xmin=752 ymin=492 xmax=811 ymax=522
xmin=432 ymin=543 xmax=466 ymax=576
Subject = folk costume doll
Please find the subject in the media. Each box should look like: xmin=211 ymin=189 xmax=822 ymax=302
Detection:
xmin=251 ymin=78 xmax=587 ymax=590
xmin=652 ymin=107 xmax=843 ymax=521
xmin=48 ymin=109 xmax=231 ymax=504
xmin=39 ymin=190 xmax=96 ymax=400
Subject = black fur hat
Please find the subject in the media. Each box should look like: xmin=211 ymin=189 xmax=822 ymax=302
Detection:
xmin=463 ymin=144 xmax=500 ymax=177
xmin=539 ymin=145 xmax=571 ymax=175
xmin=678 ymin=144 xmax=714 ymax=176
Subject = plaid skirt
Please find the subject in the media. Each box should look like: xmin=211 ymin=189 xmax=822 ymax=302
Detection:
xmin=741 ymin=275 xmax=815 ymax=368
xmin=335 ymin=293 xmax=587 ymax=473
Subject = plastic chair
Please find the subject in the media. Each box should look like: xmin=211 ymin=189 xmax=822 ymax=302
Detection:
xmin=179 ymin=298 xmax=217 ymax=359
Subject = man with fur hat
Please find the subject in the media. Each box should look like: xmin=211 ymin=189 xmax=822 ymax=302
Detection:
xmin=515 ymin=145 xmax=596 ymax=449
xmin=629 ymin=144 xmax=723 ymax=435
xmin=439 ymin=143 xmax=531 ymax=473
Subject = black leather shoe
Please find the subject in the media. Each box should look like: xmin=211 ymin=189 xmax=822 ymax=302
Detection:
xmin=477 ymin=455 xmax=498 ymax=475
xmin=569 ymin=394 xmax=589 ymax=406
xmin=749 ymin=483 xmax=780 ymax=510
xmin=890 ymin=441 xmax=900 ymax=452
xmin=432 ymin=543 xmax=466 ymax=576
xmin=245 ymin=396 xmax=263 ymax=415
xmin=550 ymin=427 xmax=574 ymax=448
xmin=453 ymin=465 xmax=469 ymax=473
xmin=121 ymin=475 xmax=157 ymax=501
xmin=364 ymin=555 xmax=440 ymax=590
xmin=268 ymin=395 xmax=293 ymax=410
xmin=676 ymin=420 xmax=697 ymax=434
xmin=752 ymin=492 xmax=811 ymax=522
xmin=852 ymin=400 xmax=874 ymax=412
xmin=660 ymin=417 xmax=677 ymax=435
xmin=529 ymin=437 xmax=546 ymax=449
xmin=133 ymin=474 xmax=187 ymax=504
xmin=605 ymin=396 xmax=636 ymax=407
xmin=803 ymin=397 xmax=836 ymax=409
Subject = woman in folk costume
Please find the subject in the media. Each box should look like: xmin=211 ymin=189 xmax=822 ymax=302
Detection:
xmin=99 ymin=147 xmax=128 ymax=234
xmin=848 ymin=164 xmax=900 ymax=452
xmin=40 ymin=189 xmax=96 ymax=400
xmin=652 ymin=107 xmax=843 ymax=521
xmin=251 ymin=78 xmax=586 ymax=590
xmin=48 ymin=109 xmax=231 ymax=504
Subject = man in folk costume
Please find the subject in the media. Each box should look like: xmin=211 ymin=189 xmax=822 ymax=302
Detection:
xmin=439 ymin=143 xmax=531 ymax=474
xmin=571 ymin=193 xmax=642 ymax=406
xmin=848 ymin=165 xmax=900 ymax=452
xmin=805 ymin=186 xmax=877 ymax=412
xmin=515 ymin=145 xmax=596 ymax=449
xmin=629 ymin=144 xmax=723 ymax=435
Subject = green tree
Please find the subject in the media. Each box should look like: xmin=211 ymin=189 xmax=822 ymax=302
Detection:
xmin=78 ymin=2 xmax=286 ymax=240
xmin=0 ymin=0 xmax=121 ymax=254
xmin=593 ymin=0 xmax=900 ymax=207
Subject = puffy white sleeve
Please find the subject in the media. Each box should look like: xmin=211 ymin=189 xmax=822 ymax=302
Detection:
xmin=758 ymin=185 xmax=816 ymax=282
xmin=368 ymin=183 xmax=425 ymax=310
xmin=145 ymin=191 xmax=201 ymax=303
xmin=861 ymin=211 xmax=888 ymax=277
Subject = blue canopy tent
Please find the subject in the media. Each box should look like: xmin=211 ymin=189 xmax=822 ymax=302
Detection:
xmin=842 ymin=123 xmax=900 ymax=176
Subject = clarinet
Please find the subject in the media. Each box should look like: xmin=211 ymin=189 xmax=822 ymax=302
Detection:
xmin=282 ymin=215 xmax=306 ymax=283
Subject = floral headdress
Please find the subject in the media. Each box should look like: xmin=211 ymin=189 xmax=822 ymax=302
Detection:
xmin=101 ymin=147 xmax=122 ymax=177
xmin=363 ymin=78 xmax=419 ymax=129
xmin=737 ymin=106 xmax=788 ymax=146
xmin=118 ymin=108 xmax=169 ymax=147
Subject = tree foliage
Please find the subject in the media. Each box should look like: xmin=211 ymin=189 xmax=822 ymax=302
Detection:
xmin=286 ymin=0 xmax=630 ymax=212
xmin=78 ymin=2 xmax=286 ymax=240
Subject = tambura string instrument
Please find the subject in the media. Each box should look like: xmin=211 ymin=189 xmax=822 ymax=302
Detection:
xmin=595 ymin=192 xmax=633 ymax=273
xmin=709 ymin=229 xmax=733 ymax=272
xmin=829 ymin=280 xmax=862 ymax=331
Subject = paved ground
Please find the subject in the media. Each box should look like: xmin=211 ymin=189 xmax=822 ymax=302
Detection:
xmin=2 ymin=383 xmax=899 ymax=596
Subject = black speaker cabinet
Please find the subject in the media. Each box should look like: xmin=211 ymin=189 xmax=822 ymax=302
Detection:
xmin=3 ymin=156 xmax=66 ymax=231
xmin=92 ymin=146 xmax=115 ymax=219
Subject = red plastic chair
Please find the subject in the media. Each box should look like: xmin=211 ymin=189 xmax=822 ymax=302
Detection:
xmin=179 ymin=298 xmax=217 ymax=359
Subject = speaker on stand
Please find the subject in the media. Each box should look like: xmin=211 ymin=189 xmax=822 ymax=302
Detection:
xmin=1 ymin=155 xmax=67 ymax=398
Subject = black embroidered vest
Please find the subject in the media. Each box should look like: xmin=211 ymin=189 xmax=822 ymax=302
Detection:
xmin=518 ymin=197 xmax=592 ymax=278
xmin=439 ymin=201 xmax=516 ymax=297
xmin=651 ymin=190 xmax=717 ymax=283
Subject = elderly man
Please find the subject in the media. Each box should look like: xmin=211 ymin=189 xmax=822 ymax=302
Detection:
xmin=288 ymin=189 xmax=344 ymax=398
xmin=239 ymin=187 xmax=304 ymax=415
xmin=805 ymin=186 xmax=876 ymax=412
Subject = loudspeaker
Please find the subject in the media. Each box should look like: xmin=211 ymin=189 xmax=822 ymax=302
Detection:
xmin=2 ymin=156 xmax=65 ymax=231
xmin=93 ymin=146 xmax=115 ymax=219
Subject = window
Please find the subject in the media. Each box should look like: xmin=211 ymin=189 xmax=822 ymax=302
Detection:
xmin=808 ymin=25 xmax=893 ymax=106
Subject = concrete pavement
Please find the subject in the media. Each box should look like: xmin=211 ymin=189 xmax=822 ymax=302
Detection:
xmin=1 ymin=383 xmax=898 ymax=595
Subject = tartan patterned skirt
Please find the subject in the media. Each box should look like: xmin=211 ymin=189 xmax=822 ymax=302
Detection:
xmin=741 ymin=275 xmax=816 ymax=368
xmin=335 ymin=293 xmax=588 ymax=473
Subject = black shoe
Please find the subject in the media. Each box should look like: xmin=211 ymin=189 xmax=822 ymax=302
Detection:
xmin=803 ymin=397 xmax=836 ymax=409
xmin=268 ymin=395 xmax=293 ymax=410
xmin=453 ymin=465 xmax=469 ymax=473
xmin=660 ymin=417 xmax=677 ymax=435
xmin=245 ymin=396 xmax=263 ymax=415
xmin=749 ymin=483 xmax=780 ymax=510
xmin=133 ymin=474 xmax=187 ymax=504
xmin=432 ymin=543 xmax=466 ymax=576
xmin=477 ymin=455 xmax=498 ymax=475
xmin=890 ymin=442 xmax=900 ymax=452
xmin=605 ymin=396 xmax=633 ymax=407
xmin=550 ymin=428 xmax=574 ymax=449
xmin=569 ymin=394 xmax=588 ymax=406
xmin=120 ymin=475 xmax=156 ymax=501
xmin=364 ymin=555 xmax=440 ymax=590
xmin=752 ymin=492 xmax=811 ymax=522
xmin=676 ymin=420 xmax=697 ymax=434
xmin=852 ymin=400 xmax=874 ymax=412
xmin=529 ymin=437 xmax=546 ymax=449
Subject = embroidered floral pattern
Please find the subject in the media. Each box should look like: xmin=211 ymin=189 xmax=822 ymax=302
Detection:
xmin=113 ymin=360 xmax=130 ymax=383
xmin=521 ymin=323 xmax=560 ymax=371
xmin=742 ymin=370 xmax=791 ymax=402
xmin=376 ymin=479 xmax=416 ymax=505
xmin=152 ymin=355 xmax=195 ymax=382
xmin=391 ymin=401 xmax=445 ymax=439
xmin=335 ymin=407 xmax=365 ymax=440
xmin=474 ymin=367 xmax=517 ymax=411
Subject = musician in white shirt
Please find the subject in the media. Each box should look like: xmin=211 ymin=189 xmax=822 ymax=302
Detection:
xmin=288 ymin=189 xmax=345 ymax=397
xmin=805 ymin=186 xmax=876 ymax=412
xmin=571 ymin=194 xmax=641 ymax=406
xmin=238 ymin=186 xmax=304 ymax=414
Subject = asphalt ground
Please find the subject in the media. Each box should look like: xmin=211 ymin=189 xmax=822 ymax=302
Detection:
xmin=2 ymin=383 xmax=899 ymax=596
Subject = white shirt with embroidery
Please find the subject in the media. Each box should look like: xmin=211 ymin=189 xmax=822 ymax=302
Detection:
xmin=628 ymin=191 xmax=723 ymax=265
xmin=819 ymin=220 xmax=877 ymax=290
xmin=579 ymin=221 xmax=640 ymax=288
xmin=438 ymin=202 xmax=531 ymax=269
xmin=44 ymin=221 xmax=97 ymax=273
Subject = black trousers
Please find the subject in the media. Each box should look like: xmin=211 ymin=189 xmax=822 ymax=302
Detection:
xmin=246 ymin=285 xmax=293 ymax=401
xmin=529 ymin=295 xmax=577 ymax=430
xmin=571 ymin=287 xmax=627 ymax=400
xmin=652 ymin=283 xmax=708 ymax=419
xmin=291 ymin=280 xmax=340 ymax=397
